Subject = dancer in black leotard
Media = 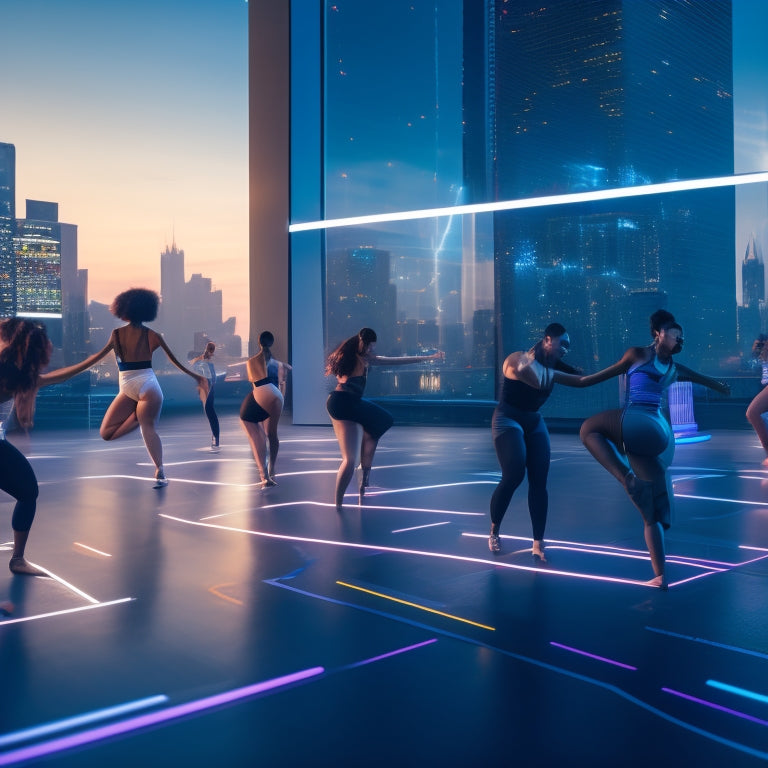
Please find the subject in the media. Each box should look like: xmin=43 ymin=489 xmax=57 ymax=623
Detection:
xmin=488 ymin=323 xmax=606 ymax=561
xmin=579 ymin=310 xmax=729 ymax=588
xmin=240 ymin=331 xmax=289 ymax=487
xmin=190 ymin=341 xmax=220 ymax=450
xmin=326 ymin=328 xmax=443 ymax=510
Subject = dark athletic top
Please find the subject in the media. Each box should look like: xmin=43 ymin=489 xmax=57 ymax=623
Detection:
xmin=336 ymin=373 xmax=366 ymax=397
xmin=114 ymin=327 xmax=152 ymax=372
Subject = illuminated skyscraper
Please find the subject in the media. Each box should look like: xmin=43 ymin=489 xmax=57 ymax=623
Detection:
xmin=14 ymin=200 xmax=63 ymax=345
xmin=0 ymin=142 xmax=15 ymax=317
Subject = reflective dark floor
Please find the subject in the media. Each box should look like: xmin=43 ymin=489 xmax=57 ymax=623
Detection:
xmin=1 ymin=413 xmax=767 ymax=767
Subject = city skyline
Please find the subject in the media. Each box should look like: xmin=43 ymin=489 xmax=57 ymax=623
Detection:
xmin=1 ymin=0 xmax=249 ymax=342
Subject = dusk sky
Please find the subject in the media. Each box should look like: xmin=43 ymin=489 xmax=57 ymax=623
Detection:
xmin=1 ymin=0 xmax=249 ymax=339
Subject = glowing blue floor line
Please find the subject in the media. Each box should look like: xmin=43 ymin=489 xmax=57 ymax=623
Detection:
xmin=707 ymin=680 xmax=768 ymax=706
xmin=645 ymin=627 xmax=768 ymax=661
xmin=0 ymin=598 xmax=134 ymax=627
xmin=365 ymin=480 xmax=497 ymax=495
xmin=0 ymin=695 xmax=169 ymax=748
xmin=264 ymin=580 xmax=768 ymax=762
xmin=392 ymin=522 xmax=451 ymax=534
xmin=675 ymin=493 xmax=768 ymax=507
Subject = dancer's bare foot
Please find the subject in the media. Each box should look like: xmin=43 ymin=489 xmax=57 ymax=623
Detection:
xmin=646 ymin=574 xmax=668 ymax=590
xmin=532 ymin=540 xmax=547 ymax=563
xmin=9 ymin=557 xmax=47 ymax=576
xmin=761 ymin=457 xmax=768 ymax=467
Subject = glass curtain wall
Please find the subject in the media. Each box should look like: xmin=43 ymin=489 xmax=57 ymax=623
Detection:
xmin=292 ymin=0 xmax=768 ymax=422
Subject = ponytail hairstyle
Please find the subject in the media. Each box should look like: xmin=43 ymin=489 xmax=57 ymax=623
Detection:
xmin=0 ymin=318 xmax=51 ymax=393
xmin=326 ymin=327 xmax=377 ymax=377
xmin=204 ymin=341 xmax=216 ymax=358
xmin=259 ymin=330 xmax=274 ymax=362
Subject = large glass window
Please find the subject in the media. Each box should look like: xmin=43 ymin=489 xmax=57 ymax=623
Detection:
xmin=292 ymin=0 xmax=768 ymax=419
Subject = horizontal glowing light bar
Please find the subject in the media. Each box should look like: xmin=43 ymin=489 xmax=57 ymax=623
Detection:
xmin=645 ymin=627 xmax=768 ymax=661
xmin=550 ymin=641 xmax=637 ymax=671
xmin=542 ymin=546 xmax=725 ymax=572
xmin=674 ymin=435 xmax=711 ymax=444
xmin=0 ymin=668 xmax=325 ymax=766
xmin=391 ymin=522 xmax=451 ymax=534
xmin=161 ymin=513 xmax=652 ymax=586
xmin=346 ymin=639 xmax=438 ymax=669
xmin=363 ymin=480 xmax=497 ymax=496
xmin=16 ymin=312 xmax=62 ymax=319
xmin=0 ymin=695 xmax=168 ymax=748
xmin=0 ymin=598 xmax=134 ymax=628
xmin=336 ymin=580 xmax=495 ymax=630
xmin=662 ymin=687 xmax=768 ymax=728
xmin=74 ymin=542 xmax=112 ymax=557
xmin=289 ymin=171 xmax=768 ymax=232
xmin=740 ymin=545 xmax=768 ymax=552
xmin=707 ymin=680 xmax=768 ymax=706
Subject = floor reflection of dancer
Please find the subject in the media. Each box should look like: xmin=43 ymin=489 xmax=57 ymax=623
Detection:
xmin=746 ymin=334 xmax=768 ymax=465
xmin=63 ymin=289 xmax=208 ymax=488
xmin=579 ymin=310 xmax=730 ymax=589
xmin=0 ymin=319 xmax=102 ymax=574
xmin=190 ymin=341 xmax=220 ymax=451
xmin=240 ymin=331 xmax=287 ymax=487
xmin=325 ymin=327 xmax=443 ymax=510
xmin=488 ymin=323 xmax=601 ymax=560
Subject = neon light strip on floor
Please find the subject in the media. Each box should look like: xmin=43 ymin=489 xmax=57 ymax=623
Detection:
xmin=0 ymin=695 xmax=169 ymax=748
xmin=740 ymin=545 xmax=768 ymax=553
xmin=392 ymin=522 xmax=451 ymax=534
xmin=74 ymin=542 xmax=112 ymax=557
xmin=161 ymin=514 xmax=651 ymax=587
xmin=674 ymin=493 xmax=768 ymax=506
xmin=662 ymin=687 xmax=768 ymax=727
xmin=288 ymin=171 xmax=768 ymax=231
xmin=336 ymin=580 xmax=495 ymax=631
xmin=461 ymin=533 xmax=760 ymax=568
xmin=27 ymin=565 xmax=100 ymax=604
xmin=645 ymin=627 xmax=768 ymax=661
xmin=550 ymin=642 xmax=637 ymax=671
xmin=265 ymin=579 xmax=768 ymax=761
xmin=707 ymin=680 xmax=768 ymax=706
xmin=200 ymin=500 xmax=483 ymax=522
xmin=0 ymin=598 xmax=134 ymax=627
xmin=364 ymin=480 xmax=497 ymax=495
xmin=345 ymin=639 xmax=438 ymax=669
xmin=0 ymin=668 xmax=325 ymax=766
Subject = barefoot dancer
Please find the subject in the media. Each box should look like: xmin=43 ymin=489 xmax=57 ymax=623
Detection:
xmin=325 ymin=327 xmax=443 ymax=510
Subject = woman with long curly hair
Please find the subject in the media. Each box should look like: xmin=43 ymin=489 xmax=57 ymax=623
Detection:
xmin=0 ymin=318 xmax=94 ymax=574
xmin=325 ymin=327 xmax=443 ymax=510
xmin=60 ymin=288 xmax=208 ymax=487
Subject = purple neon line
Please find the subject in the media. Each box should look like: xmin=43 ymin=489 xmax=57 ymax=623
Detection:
xmin=550 ymin=642 xmax=637 ymax=671
xmin=391 ymin=522 xmax=450 ymax=534
xmin=347 ymin=639 xmax=438 ymax=669
xmin=662 ymin=687 xmax=768 ymax=728
xmin=0 ymin=667 xmax=324 ymax=766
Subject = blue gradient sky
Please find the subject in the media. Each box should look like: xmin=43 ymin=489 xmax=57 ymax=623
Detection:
xmin=1 ymin=0 xmax=249 ymax=338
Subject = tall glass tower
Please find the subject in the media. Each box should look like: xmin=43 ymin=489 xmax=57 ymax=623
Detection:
xmin=0 ymin=142 xmax=15 ymax=317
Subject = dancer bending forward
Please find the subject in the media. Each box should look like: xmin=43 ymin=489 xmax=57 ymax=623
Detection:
xmin=579 ymin=310 xmax=729 ymax=589
xmin=326 ymin=327 xmax=442 ymax=510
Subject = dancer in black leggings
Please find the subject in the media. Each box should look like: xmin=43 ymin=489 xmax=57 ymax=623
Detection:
xmin=489 ymin=322 xmax=603 ymax=560
xmin=0 ymin=319 xmax=97 ymax=574
xmin=326 ymin=327 xmax=443 ymax=510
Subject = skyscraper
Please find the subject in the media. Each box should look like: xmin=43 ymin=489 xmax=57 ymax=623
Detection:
xmin=0 ymin=142 xmax=15 ymax=317
xmin=464 ymin=0 xmax=735 ymax=375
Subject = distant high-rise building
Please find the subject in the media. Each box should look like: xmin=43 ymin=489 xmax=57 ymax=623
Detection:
xmin=158 ymin=240 xmax=240 ymax=360
xmin=14 ymin=199 xmax=63 ymax=346
xmin=464 ymin=0 xmax=735 ymax=372
xmin=0 ymin=142 xmax=16 ymax=317
xmin=742 ymin=233 xmax=764 ymax=308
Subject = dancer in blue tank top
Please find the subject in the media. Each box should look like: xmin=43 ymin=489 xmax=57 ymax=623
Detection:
xmin=579 ymin=310 xmax=729 ymax=589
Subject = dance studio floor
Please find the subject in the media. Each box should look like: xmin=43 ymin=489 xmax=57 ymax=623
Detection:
xmin=1 ymin=413 xmax=767 ymax=767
